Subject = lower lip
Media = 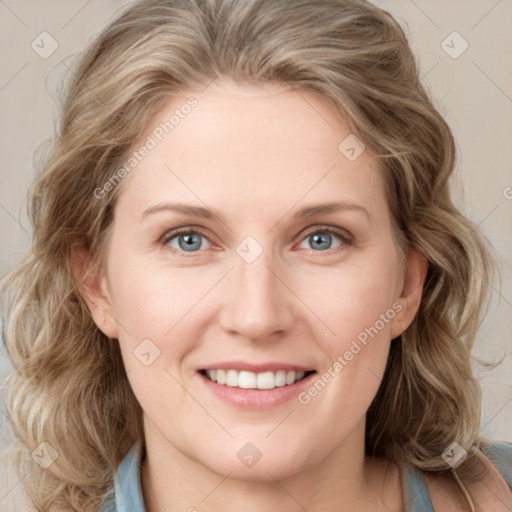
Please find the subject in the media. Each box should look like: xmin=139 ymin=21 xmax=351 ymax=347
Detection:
xmin=197 ymin=371 xmax=316 ymax=410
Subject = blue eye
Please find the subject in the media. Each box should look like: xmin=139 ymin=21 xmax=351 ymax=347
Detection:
xmin=297 ymin=228 xmax=349 ymax=252
xmin=163 ymin=230 xmax=211 ymax=252
xmin=161 ymin=226 xmax=351 ymax=254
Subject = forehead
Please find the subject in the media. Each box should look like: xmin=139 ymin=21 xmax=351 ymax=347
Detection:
xmin=114 ymin=79 xmax=388 ymax=222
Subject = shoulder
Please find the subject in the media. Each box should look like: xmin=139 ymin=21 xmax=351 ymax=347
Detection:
xmin=425 ymin=441 xmax=512 ymax=511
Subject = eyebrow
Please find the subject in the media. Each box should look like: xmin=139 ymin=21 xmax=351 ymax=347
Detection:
xmin=141 ymin=201 xmax=370 ymax=222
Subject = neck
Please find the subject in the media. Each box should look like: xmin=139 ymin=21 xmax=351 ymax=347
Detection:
xmin=140 ymin=418 xmax=403 ymax=512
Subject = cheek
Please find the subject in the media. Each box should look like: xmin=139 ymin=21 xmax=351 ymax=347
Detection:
xmin=292 ymin=256 xmax=399 ymax=413
xmin=107 ymin=259 xmax=226 ymax=377
xmin=106 ymin=262 xmax=202 ymax=415
xmin=109 ymin=258 xmax=211 ymax=333
xmin=293 ymin=258 xmax=399 ymax=349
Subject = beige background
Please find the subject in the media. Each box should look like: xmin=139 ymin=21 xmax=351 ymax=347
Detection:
xmin=0 ymin=0 xmax=511 ymax=471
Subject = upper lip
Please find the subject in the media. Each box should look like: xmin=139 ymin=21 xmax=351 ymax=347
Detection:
xmin=199 ymin=361 xmax=316 ymax=373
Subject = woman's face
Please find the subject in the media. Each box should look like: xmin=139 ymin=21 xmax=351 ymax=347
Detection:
xmin=88 ymin=79 xmax=424 ymax=480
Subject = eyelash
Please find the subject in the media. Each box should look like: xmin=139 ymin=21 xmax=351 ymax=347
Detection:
xmin=160 ymin=225 xmax=353 ymax=255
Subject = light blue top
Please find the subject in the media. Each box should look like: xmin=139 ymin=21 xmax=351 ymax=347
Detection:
xmin=97 ymin=441 xmax=512 ymax=512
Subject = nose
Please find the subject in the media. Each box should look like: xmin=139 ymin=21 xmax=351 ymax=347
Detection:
xmin=217 ymin=248 xmax=296 ymax=343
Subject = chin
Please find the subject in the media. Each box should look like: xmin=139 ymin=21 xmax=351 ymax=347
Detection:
xmin=197 ymin=442 xmax=313 ymax=482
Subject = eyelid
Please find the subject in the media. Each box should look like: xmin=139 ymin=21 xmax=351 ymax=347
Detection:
xmin=160 ymin=226 xmax=208 ymax=243
xmin=299 ymin=225 xmax=353 ymax=244
xmin=294 ymin=226 xmax=353 ymax=255
xmin=160 ymin=224 xmax=353 ymax=253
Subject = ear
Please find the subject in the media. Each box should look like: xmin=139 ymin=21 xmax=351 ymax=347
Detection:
xmin=72 ymin=247 xmax=119 ymax=339
xmin=390 ymin=247 xmax=428 ymax=340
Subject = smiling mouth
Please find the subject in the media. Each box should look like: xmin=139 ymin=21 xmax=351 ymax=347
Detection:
xmin=199 ymin=369 xmax=316 ymax=390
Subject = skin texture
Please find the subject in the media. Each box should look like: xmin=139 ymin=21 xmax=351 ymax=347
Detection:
xmin=82 ymin=79 xmax=430 ymax=511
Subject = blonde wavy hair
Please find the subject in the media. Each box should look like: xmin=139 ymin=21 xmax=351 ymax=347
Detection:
xmin=1 ymin=0 xmax=497 ymax=510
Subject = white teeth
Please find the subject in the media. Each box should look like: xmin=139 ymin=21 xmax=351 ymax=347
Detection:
xmin=203 ymin=368 xmax=310 ymax=389
xmin=226 ymin=369 xmax=238 ymax=387
xmin=216 ymin=369 xmax=226 ymax=385
xmin=257 ymin=371 xmax=275 ymax=389
xmin=275 ymin=370 xmax=287 ymax=387
xmin=238 ymin=371 xmax=256 ymax=389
